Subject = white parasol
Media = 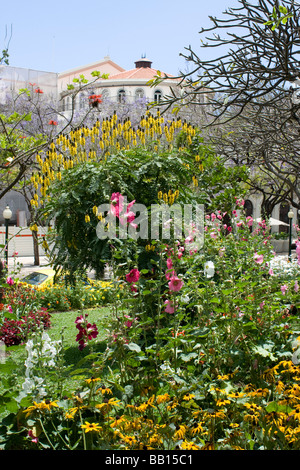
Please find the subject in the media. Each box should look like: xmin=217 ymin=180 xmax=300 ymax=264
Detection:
xmin=254 ymin=217 xmax=289 ymax=227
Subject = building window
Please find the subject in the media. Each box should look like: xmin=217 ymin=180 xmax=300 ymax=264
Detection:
xmin=244 ymin=199 xmax=253 ymax=233
xmin=154 ymin=89 xmax=162 ymax=103
xmin=62 ymin=96 xmax=71 ymax=111
xmin=79 ymin=93 xmax=85 ymax=109
xmin=135 ymin=88 xmax=144 ymax=100
xmin=101 ymin=89 xmax=109 ymax=101
xmin=279 ymin=201 xmax=289 ymax=233
xmin=244 ymin=199 xmax=253 ymax=218
xmin=118 ymin=89 xmax=126 ymax=103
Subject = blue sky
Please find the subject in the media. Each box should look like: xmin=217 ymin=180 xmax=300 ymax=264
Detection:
xmin=3 ymin=0 xmax=235 ymax=75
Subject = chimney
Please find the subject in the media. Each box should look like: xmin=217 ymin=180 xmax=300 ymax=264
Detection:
xmin=135 ymin=58 xmax=152 ymax=69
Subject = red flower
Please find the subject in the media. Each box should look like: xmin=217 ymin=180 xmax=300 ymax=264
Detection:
xmin=75 ymin=314 xmax=98 ymax=350
xmin=88 ymin=94 xmax=102 ymax=108
xmin=48 ymin=120 xmax=58 ymax=125
xmin=34 ymin=87 xmax=43 ymax=94
xmin=126 ymin=268 xmax=140 ymax=284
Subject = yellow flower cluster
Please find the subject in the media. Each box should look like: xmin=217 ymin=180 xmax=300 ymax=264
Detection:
xmin=157 ymin=189 xmax=179 ymax=205
xmin=30 ymin=111 xmax=196 ymax=209
xmin=20 ymin=358 xmax=300 ymax=450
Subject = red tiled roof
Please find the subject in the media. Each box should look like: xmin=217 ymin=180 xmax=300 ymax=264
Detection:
xmin=108 ymin=67 xmax=174 ymax=81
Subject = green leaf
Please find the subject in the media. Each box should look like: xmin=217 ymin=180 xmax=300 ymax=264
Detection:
xmin=180 ymin=352 xmax=198 ymax=362
xmin=127 ymin=342 xmax=141 ymax=353
xmin=265 ymin=401 xmax=293 ymax=414
xmin=91 ymin=71 xmax=100 ymax=77
xmin=252 ymin=345 xmax=276 ymax=361
xmin=279 ymin=5 xmax=288 ymax=14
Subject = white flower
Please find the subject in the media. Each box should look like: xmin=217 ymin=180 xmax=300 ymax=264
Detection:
xmin=181 ymin=294 xmax=190 ymax=304
xmin=204 ymin=261 xmax=215 ymax=278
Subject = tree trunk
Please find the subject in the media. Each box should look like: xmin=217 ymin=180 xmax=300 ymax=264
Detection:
xmin=32 ymin=230 xmax=40 ymax=266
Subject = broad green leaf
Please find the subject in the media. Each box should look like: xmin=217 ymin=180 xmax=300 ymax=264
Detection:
xmin=127 ymin=342 xmax=141 ymax=353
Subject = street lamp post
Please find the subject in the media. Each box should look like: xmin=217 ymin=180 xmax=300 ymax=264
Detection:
xmin=2 ymin=205 xmax=12 ymax=271
xmin=288 ymin=208 xmax=294 ymax=262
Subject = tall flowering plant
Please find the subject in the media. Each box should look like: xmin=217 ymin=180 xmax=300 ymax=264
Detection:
xmin=75 ymin=313 xmax=99 ymax=351
xmin=101 ymin=195 xmax=300 ymax=396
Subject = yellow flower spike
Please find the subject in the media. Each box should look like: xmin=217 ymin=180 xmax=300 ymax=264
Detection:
xmin=195 ymin=154 xmax=200 ymax=162
xmin=163 ymin=193 xmax=168 ymax=204
xmin=169 ymin=194 xmax=175 ymax=205
xmin=93 ymin=206 xmax=98 ymax=216
xmin=85 ymin=215 xmax=90 ymax=223
xmin=199 ymin=163 xmax=204 ymax=171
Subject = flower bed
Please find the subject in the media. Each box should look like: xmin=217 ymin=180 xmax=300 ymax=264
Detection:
xmin=1 ymin=196 xmax=300 ymax=450
xmin=0 ymin=278 xmax=51 ymax=346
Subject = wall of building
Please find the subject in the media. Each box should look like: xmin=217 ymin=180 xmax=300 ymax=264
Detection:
xmin=0 ymin=65 xmax=58 ymax=104
xmin=0 ymin=226 xmax=49 ymax=257
xmin=58 ymin=57 xmax=125 ymax=93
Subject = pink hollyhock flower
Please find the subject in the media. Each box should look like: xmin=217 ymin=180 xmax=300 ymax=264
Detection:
xmin=126 ymin=268 xmax=140 ymax=283
xmin=121 ymin=199 xmax=136 ymax=224
xmin=177 ymin=246 xmax=185 ymax=259
xmin=281 ymin=284 xmax=288 ymax=295
xmin=294 ymin=280 xmax=299 ymax=293
xmin=269 ymin=268 xmax=274 ymax=276
xmin=166 ymin=257 xmax=175 ymax=280
xmin=86 ymin=322 xmax=98 ymax=340
xmin=164 ymin=299 xmax=175 ymax=314
xmin=296 ymin=241 xmax=300 ymax=265
xmin=6 ymin=277 xmax=14 ymax=286
xmin=110 ymin=192 xmax=124 ymax=218
xmin=7 ymin=305 xmax=13 ymax=313
xmin=211 ymin=213 xmax=216 ymax=221
xmin=185 ymin=235 xmax=194 ymax=244
xmin=75 ymin=315 xmax=85 ymax=326
xmin=210 ymin=232 xmax=217 ymax=239
xmin=166 ymin=269 xmax=176 ymax=280
xmin=254 ymin=253 xmax=264 ymax=264
xmin=247 ymin=216 xmax=253 ymax=227
xmin=235 ymin=198 xmax=245 ymax=207
xmin=124 ymin=315 xmax=133 ymax=328
xmin=168 ymin=275 xmax=184 ymax=292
